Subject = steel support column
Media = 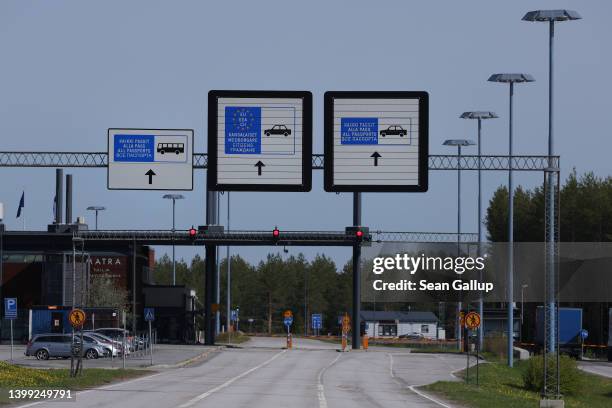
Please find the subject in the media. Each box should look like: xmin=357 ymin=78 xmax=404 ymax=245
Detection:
xmin=204 ymin=190 xmax=218 ymax=345
xmin=351 ymin=192 xmax=361 ymax=349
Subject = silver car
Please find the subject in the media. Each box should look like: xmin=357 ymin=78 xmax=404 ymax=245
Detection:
xmin=25 ymin=333 xmax=106 ymax=360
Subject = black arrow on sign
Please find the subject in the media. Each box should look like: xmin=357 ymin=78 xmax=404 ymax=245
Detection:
xmin=370 ymin=151 xmax=381 ymax=166
xmin=145 ymin=169 xmax=156 ymax=184
xmin=254 ymin=161 xmax=265 ymax=176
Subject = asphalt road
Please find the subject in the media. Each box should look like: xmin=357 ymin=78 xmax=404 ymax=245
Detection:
xmin=16 ymin=337 xmax=468 ymax=408
xmin=579 ymin=360 xmax=612 ymax=378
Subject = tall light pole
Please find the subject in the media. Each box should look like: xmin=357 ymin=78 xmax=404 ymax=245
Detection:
xmin=163 ymin=194 xmax=185 ymax=285
xmin=488 ymin=73 xmax=534 ymax=367
xmin=86 ymin=206 xmax=106 ymax=230
xmin=522 ymin=9 xmax=581 ymax=349
xmin=460 ymin=111 xmax=498 ymax=348
xmin=443 ymin=139 xmax=475 ymax=351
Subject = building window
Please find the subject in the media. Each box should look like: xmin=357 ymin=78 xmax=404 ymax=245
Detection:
xmin=378 ymin=324 xmax=397 ymax=337
xmin=421 ymin=324 xmax=429 ymax=333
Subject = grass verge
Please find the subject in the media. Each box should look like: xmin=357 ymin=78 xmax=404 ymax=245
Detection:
xmin=0 ymin=361 xmax=149 ymax=404
xmin=422 ymin=360 xmax=612 ymax=408
xmin=216 ymin=332 xmax=250 ymax=344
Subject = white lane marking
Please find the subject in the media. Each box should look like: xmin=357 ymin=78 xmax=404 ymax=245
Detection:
xmin=316 ymin=353 xmax=342 ymax=408
xmin=17 ymin=370 xmax=171 ymax=408
xmin=408 ymin=385 xmax=453 ymax=408
xmin=177 ymin=349 xmax=286 ymax=408
xmin=387 ymin=353 xmax=453 ymax=408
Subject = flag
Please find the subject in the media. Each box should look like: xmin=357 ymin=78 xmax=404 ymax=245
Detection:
xmin=16 ymin=191 xmax=24 ymax=218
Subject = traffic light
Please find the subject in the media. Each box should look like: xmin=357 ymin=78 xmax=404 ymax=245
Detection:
xmin=272 ymin=227 xmax=280 ymax=241
xmin=345 ymin=226 xmax=369 ymax=243
xmin=188 ymin=226 xmax=197 ymax=240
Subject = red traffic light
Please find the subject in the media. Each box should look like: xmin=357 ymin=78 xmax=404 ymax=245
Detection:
xmin=188 ymin=227 xmax=197 ymax=237
xmin=355 ymin=230 xmax=364 ymax=238
xmin=272 ymin=228 xmax=280 ymax=238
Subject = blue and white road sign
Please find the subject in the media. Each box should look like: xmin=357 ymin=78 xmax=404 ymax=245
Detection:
xmin=311 ymin=314 xmax=322 ymax=330
xmin=580 ymin=329 xmax=589 ymax=340
xmin=4 ymin=298 xmax=17 ymax=320
xmin=144 ymin=308 xmax=155 ymax=322
xmin=230 ymin=309 xmax=238 ymax=322
xmin=209 ymin=91 xmax=312 ymax=191
xmin=108 ymin=128 xmax=194 ymax=190
xmin=284 ymin=316 xmax=293 ymax=327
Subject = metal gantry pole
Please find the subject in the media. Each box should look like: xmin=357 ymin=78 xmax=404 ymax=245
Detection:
xmin=351 ymin=192 xmax=361 ymax=349
xmin=95 ymin=210 xmax=99 ymax=230
xmin=507 ymin=82 xmax=515 ymax=368
xmin=204 ymin=190 xmax=217 ymax=345
xmin=216 ymin=192 xmax=221 ymax=334
xmin=226 ymin=192 xmax=231 ymax=335
xmin=172 ymin=198 xmax=176 ymax=286
xmin=133 ymin=237 xmax=137 ymax=334
xmin=477 ymin=118 xmax=484 ymax=348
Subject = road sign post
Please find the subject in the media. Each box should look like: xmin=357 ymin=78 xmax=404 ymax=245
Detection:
xmin=4 ymin=298 xmax=17 ymax=362
xmin=311 ymin=313 xmax=322 ymax=337
xmin=464 ymin=311 xmax=482 ymax=384
xmin=208 ymin=91 xmax=313 ymax=192
xmin=144 ymin=308 xmax=155 ymax=366
xmin=284 ymin=310 xmax=293 ymax=349
xmin=108 ymin=128 xmax=194 ymax=190
xmin=68 ymin=308 xmax=86 ymax=377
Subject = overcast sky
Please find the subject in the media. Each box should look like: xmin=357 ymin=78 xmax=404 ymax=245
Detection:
xmin=0 ymin=1 xmax=609 ymax=266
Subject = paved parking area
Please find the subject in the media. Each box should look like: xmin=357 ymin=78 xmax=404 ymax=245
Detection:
xmin=0 ymin=344 xmax=219 ymax=369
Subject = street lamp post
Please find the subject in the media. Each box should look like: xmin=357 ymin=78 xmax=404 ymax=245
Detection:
xmin=522 ymin=6 xmax=581 ymax=356
xmin=488 ymin=73 xmax=534 ymax=368
xmin=163 ymin=194 xmax=185 ymax=285
xmin=443 ymin=139 xmax=475 ymax=351
xmin=460 ymin=111 xmax=498 ymax=348
xmin=86 ymin=206 xmax=106 ymax=230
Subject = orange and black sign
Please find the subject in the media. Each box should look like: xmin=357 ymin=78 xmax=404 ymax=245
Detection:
xmin=68 ymin=308 xmax=86 ymax=328
xmin=465 ymin=311 xmax=481 ymax=330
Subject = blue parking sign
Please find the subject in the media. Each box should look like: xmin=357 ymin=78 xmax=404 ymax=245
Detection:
xmin=4 ymin=298 xmax=17 ymax=320
xmin=144 ymin=308 xmax=155 ymax=322
xmin=312 ymin=314 xmax=322 ymax=330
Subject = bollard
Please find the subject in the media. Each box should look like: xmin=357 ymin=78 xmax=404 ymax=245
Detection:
xmin=362 ymin=335 xmax=369 ymax=351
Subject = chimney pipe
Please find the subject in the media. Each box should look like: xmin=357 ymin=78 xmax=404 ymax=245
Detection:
xmin=55 ymin=169 xmax=63 ymax=224
xmin=65 ymin=174 xmax=72 ymax=224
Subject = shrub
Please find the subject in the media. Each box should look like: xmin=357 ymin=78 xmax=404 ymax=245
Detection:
xmin=522 ymin=355 xmax=582 ymax=396
xmin=483 ymin=332 xmax=507 ymax=359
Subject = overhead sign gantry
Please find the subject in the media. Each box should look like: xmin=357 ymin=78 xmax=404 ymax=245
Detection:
xmin=207 ymin=90 xmax=313 ymax=191
xmin=324 ymin=91 xmax=429 ymax=192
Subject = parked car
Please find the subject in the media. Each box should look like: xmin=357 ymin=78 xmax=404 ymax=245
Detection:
xmin=84 ymin=331 xmax=125 ymax=356
xmin=25 ymin=334 xmax=106 ymax=360
xmin=379 ymin=125 xmax=407 ymax=137
xmin=82 ymin=333 xmax=120 ymax=357
xmin=399 ymin=332 xmax=425 ymax=340
xmin=94 ymin=328 xmax=134 ymax=351
xmin=264 ymin=125 xmax=291 ymax=136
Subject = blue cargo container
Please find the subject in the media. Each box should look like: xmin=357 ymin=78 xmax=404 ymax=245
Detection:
xmin=536 ymin=307 xmax=582 ymax=353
